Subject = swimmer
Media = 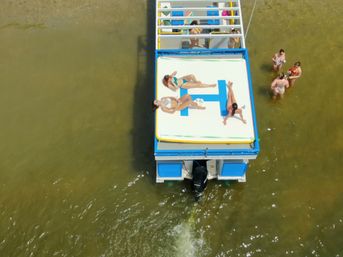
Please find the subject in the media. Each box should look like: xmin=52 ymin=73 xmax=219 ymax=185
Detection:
xmin=271 ymin=73 xmax=289 ymax=99
xmin=162 ymin=71 xmax=216 ymax=91
xmin=287 ymin=61 xmax=302 ymax=86
xmin=153 ymin=94 xmax=205 ymax=114
xmin=272 ymin=49 xmax=286 ymax=71
xmin=223 ymin=81 xmax=246 ymax=124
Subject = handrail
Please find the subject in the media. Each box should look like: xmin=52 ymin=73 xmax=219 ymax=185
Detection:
xmin=159 ymin=33 xmax=243 ymax=38
xmin=236 ymin=0 xmax=245 ymax=48
xmin=158 ymin=24 xmax=242 ymax=29
xmin=159 ymin=0 xmax=239 ymax=2
xmin=158 ymin=7 xmax=240 ymax=11
xmin=158 ymin=15 xmax=240 ymax=20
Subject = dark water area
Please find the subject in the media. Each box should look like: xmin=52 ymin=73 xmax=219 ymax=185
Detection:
xmin=0 ymin=0 xmax=342 ymax=256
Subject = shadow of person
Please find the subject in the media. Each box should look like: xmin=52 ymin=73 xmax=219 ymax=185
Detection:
xmin=260 ymin=63 xmax=273 ymax=73
xmin=257 ymin=84 xmax=273 ymax=99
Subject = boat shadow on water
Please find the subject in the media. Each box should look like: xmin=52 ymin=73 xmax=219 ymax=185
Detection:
xmin=131 ymin=2 xmax=156 ymax=182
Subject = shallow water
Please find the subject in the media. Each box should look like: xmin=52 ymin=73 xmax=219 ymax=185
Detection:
xmin=0 ymin=0 xmax=342 ymax=256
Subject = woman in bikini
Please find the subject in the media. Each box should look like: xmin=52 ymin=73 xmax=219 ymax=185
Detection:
xmin=287 ymin=61 xmax=302 ymax=86
xmin=153 ymin=94 xmax=205 ymax=114
xmin=272 ymin=49 xmax=286 ymax=71
xmin=223 ymin=81 xmax=246 ymax=125
xmin=162 ymin=71 xmax=216 ymax=91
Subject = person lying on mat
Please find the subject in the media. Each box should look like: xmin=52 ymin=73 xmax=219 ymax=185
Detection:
xmin=153 ymin=94 xmax=205 ymax=114
xmin=162 ymin=71 xmax=216 ymax=91
xmin=223 ymin=81 xmax=246 ymax=124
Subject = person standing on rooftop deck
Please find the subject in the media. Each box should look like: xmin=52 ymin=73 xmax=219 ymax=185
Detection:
xmin=287 ymin=61 xmax=302 ymax=86
xmin=271 ymin=73 xmax=289 ymax=99
xmin=162 ymin=71 xmax=216 ymax=91
xmin=272 ymin=49 xmax=286 ymax=71
xmin=153 ymin=94 xmax=205 ymax=114
xmin=228 ymin=28 xmax=241 ymax=48
xmin=189 ymin=20 xmax=203 ymax=48
xmin=223 ymin=81 xmax=246 ymax=125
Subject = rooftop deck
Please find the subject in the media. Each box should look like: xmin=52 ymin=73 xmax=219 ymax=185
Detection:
xmin=155 ymin=54 xmax=255 ymax=144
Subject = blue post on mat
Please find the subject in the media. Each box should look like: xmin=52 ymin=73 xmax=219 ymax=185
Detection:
xmin=180 ymin=80 xmax=228 ymax=116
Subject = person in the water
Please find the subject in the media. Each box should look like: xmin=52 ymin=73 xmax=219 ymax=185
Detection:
xmin=271 ymin=72 xmax=289 ymax=99
xmin=287 ymin=61 xmax=302 ymax=86
xmin=272 ymin=49 xmax=286 ymax=71
xmin=162 ymin=71 xmax=216 ymax=91
xmin=153 ymin=94 xmax=205 ymax=114
xmin=223 ymin=81 xmax=246 ymax=125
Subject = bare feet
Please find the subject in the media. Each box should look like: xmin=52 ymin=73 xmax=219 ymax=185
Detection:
xmin=227 ymin=81 xmax=233 ymax=88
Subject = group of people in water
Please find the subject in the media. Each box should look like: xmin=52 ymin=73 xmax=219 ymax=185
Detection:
xmin=153 ymin=71 xmax=246 ymax=124
xmin=271 ymin=49 xmax=302 ymax=99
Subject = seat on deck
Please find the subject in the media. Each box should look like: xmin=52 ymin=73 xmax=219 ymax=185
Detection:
xmin=207 ymin=6 xmax=220 ymax=25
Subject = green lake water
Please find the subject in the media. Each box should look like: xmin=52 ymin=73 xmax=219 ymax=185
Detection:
xmin=0 ymin=0 xmax=342 ymax=256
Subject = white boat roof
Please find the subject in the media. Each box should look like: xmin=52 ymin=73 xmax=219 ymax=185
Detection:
xmin=155 ymin=55 xmax=255 ymax=144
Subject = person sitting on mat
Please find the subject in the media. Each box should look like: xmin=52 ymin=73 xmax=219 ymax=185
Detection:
xmin=162 ymin=71 xmax=216 ymax=91
xmin=223 ymin=81 xmax=246 ymax=124
xmin=153 ymin=94 xmax=205 ymax=114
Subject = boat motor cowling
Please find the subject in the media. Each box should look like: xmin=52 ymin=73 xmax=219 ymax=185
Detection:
xmin=192 ymin=160 xmax=208 ymax=201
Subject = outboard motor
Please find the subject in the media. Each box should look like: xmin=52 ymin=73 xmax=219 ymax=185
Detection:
xmin=192 ymin=160 xmax=208 ymax=201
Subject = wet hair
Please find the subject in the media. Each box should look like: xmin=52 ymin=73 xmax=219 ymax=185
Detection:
xmin=190 ymin=20 xmax=198 ymax=26
xmin=152 ymin=100 xmax=159 ymax=112
xmin=279 ymin=49 xmax=285 ymax=53
xmin=162 ymin=75 xmax=170 ymax=86
xmin=294 ymin=61 xmax=301 ymax=66
xmin=231 ymin=103 xmax=238 ymax=115
xmin=279 ymin=72 xmax=285 ymax=79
